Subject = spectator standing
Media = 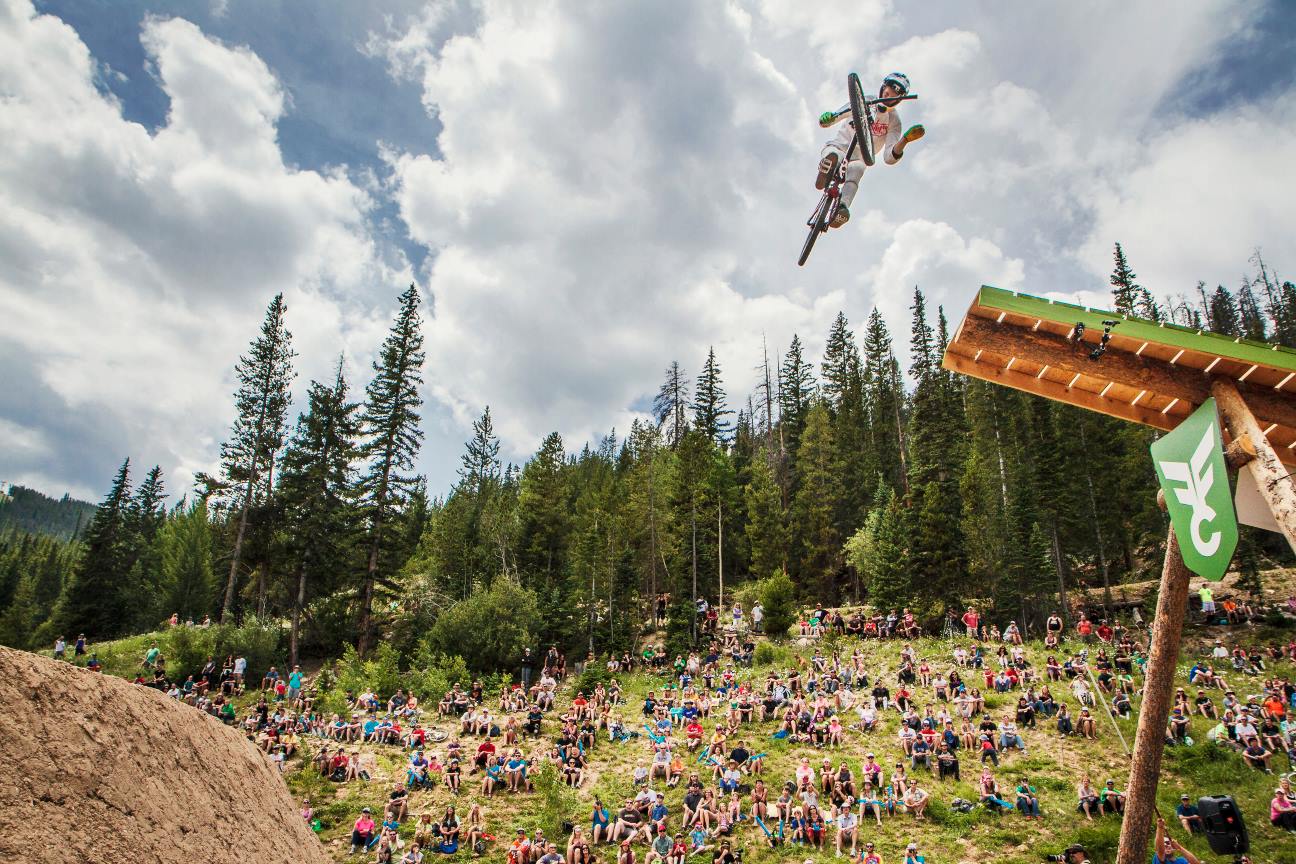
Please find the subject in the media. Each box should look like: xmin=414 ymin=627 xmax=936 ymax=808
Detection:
xmin=521 ymin=648 xmax=535 ymax=688
xmin=1199 ymin=585 xmax=1215 ymax=619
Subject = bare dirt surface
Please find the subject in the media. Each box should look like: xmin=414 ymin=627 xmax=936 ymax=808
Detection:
xmin=0 ymin=646 xmax=331 ymax=864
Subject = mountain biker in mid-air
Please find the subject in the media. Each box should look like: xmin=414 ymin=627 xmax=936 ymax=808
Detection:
xmin=814 ymin=72 xmax=926 ymax=228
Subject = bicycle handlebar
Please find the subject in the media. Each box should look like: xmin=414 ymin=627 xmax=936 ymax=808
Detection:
xmin=819 ymin=93 xmax=919 ymax=127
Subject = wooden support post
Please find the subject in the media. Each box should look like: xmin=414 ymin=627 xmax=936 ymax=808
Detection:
xmin=1211 ymin=376 xmax=1296 ymax=554
xmin=1115 ymin=524 xmax=1192 ymax=864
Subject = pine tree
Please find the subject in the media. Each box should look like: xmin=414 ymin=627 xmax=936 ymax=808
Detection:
xmin=779 ymin=335 xmax=816 ymax=450
xmin=624 ymin=421 xmax=678 ymax=608
xmin=909 ymin=479 xmax=966 ymax=615
xmin=862 ymin=309 xmax=907 ymax=492
xmin=0 ymin=573 xmax=40 ymax=649
xmin=159 ymin=498 xmax=216 ymax=622
xmin=1237 ymin=279 xmax=1268 ymax=342
xmin=653 ymin=362 xmax=690 ymax=449
xmin=907 ymin=290 xmax=966 ymax=490
xmin=460 ymin=406 xmax=502 ymax=498
xmin=692 ymin=348 xmax=733 ymax=443
xmin=357 ymin=284 xmax=426 ymax=654
xmin=127 ymin=465 xmax=167 ymax=629
xmin=908 ymin=287 xmax=936 ymax=382
xmin=450 ymin=405 xmax=505 ymax=593
xmin=744 ymin=447 xmax=786 ymax=582
xmin=1206 ymin=286 xmax=1241 ymax=336
xmin=214 ymin=293 xmax=296 ymax=620
xmin=820 ymin=312 xmax=857 ymax=414
xmin=1110 ymin=243 xmax=1140 ymax=316
xmin=518 ymin=432 xmax=575 ymax=647
xmin=279 ymin=360 xmax=362 ymax=664
xmin=517 ymin=432 xmax=570 ymax=593
xmin=54 ymin=459 xmax=135 ymax=638
xmin=791 ymin=403 xmax=845 ymax=601
xmin=858 ymin=483 xmax=910 ymax=611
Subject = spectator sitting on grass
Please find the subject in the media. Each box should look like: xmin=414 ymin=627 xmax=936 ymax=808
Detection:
xmin=351 ymin=807 xmax=377 ymax=854
xmin=1242 ymin=736 xmax=1274 ymax=772
xmin=1271 ymin=787 xmax=1296 ymax=832
xmin=1175 ymin=794 xmax=1202 ymax=834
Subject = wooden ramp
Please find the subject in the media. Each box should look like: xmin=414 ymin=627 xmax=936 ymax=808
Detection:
xmin=942 ymin=285 xmax=1296 ymax=464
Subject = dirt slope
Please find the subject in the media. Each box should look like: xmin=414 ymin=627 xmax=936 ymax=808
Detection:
xmin=0 ymin=646 xmax=331 ymax=864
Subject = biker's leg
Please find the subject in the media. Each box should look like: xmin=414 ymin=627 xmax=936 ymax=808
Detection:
xmin=839 ymin=160 xmax=865 ymax=208
xmin=816 ymin=125 xmax=853 ymax=189
xmin=832 ymin=160 xmax=865 ymax=227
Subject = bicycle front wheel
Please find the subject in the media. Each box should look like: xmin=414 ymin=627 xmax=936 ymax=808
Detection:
xmin=848 ymin=73 xmax=875 ymax=166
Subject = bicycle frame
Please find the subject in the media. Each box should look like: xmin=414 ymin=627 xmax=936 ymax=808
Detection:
xmin=804 ymin=141 xmax=851 ymax=228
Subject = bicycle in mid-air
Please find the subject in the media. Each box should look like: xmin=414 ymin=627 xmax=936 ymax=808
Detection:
xmin=798 ymin=73 xmax=918 ymax=267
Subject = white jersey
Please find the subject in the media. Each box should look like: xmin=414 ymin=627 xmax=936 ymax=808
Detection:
xmin=826 ymin=102 xmax=904 ymax=166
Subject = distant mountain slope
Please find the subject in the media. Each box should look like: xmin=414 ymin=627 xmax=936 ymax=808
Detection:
xmin=0 ymin=484 xmax=97 ymax=541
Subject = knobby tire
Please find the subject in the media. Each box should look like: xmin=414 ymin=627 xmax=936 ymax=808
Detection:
xmin=798 ymin=194 xmax=831 ymax=267
xmin=848 ymin=72 xmax=875 ymax=167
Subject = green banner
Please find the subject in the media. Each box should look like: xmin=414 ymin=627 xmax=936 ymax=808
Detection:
xmin=1150 ymin=398 xmax=1238 ymax=581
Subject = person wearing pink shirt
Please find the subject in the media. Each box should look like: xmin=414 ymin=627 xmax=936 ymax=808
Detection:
xmin=351 ymin=807 xmax=377 ymax=854
xmin=1272 ymin=788 xmax=1296 ymax=832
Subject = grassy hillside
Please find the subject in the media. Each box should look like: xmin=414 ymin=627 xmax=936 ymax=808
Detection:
xmin=46 ymin=618 xmax=1296 ymax=863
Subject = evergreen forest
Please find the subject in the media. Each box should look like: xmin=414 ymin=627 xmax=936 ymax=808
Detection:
xmin=3 ymin=246 xmax=1294 ymax=661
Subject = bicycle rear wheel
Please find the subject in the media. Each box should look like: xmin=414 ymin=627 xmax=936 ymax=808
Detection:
xmin=848 ymin=73 xmax=875 ymax=166
xmin=798 ymin=194 xmax=831 ymax=267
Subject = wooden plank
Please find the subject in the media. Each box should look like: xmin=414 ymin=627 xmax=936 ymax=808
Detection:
xmin=955 ymin=314 xmax=1296 ymax=434
xmin=942 ymin=352 xmax=1181 ymax=432
xmin=943 ymin=352 xmax=1296 ymax=467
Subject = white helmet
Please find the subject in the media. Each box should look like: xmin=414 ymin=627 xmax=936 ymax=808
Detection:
xmin=882 ymin=72 xmax=910 ymax=95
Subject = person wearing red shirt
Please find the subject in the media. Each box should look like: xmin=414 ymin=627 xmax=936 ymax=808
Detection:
xmin=1096 ymin=621 xmax=1114 ymax=643
xmin=1077 ymin=617 xmax=1094 ymax=644
xmin=961 ymin=607 xmax=980 ymax=638
xmin=686 ymin=721 xmax=704 ymax=751
xmin=475 ymin=737 xmax=497 ymax=771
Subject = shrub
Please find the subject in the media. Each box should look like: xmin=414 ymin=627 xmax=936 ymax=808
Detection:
xmin=572 ymin=663 xmax=613 ymax=695
xmin=167 ymin=625 xmax=216 ymax=680
xmin=407 ymin=643 xmax=472 ymax=700
xmin=428 ymin=577 xmax=539 ymax=674
xmin=213 ymin=616 xmax=283 ymax=683
xmin=758 ymin=572 xmax=797 ymax=640
xmin=531 ymin=761 xmax=578 ymax=837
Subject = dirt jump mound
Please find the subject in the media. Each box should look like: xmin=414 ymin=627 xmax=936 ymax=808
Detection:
xmin=0 ymin=646 xmax=331 ymax=864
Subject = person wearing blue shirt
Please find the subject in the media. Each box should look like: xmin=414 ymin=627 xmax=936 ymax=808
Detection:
xmin=903 ymin=841 xmax=925 ymax=864
xmin=1152 ymin=817 xmax=1202 ymax=864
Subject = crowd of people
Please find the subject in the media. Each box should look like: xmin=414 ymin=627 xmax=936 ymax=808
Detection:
xmin=312 ymin=599 xmax=1295 ymax=862
xmin=46 ymin=591 xmax=1296 ymax=860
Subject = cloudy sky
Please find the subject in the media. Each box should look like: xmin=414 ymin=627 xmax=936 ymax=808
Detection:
xmin=2 ymin=0 xmax=1294 ymax=502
